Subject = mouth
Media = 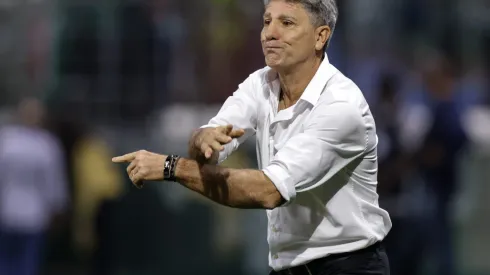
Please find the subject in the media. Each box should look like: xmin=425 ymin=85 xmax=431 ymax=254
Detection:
xmin=264 ymin=46 xmax=283 ymax=52
xmin=262 ymin=41 xmax=282 ymax=49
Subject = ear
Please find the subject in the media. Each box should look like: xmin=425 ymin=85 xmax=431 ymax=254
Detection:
xmin=315 ymin=26 xmax=331 ymax=51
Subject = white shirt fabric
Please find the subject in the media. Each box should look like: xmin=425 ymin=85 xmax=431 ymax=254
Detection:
xmin=202 ymin=56 xmax=392 ymax=271
xmin=0 ymin=125 xmax=68 ymax=233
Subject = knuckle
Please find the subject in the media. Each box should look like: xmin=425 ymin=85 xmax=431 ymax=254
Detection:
xmin=197 ymin=129 xmax=207 ymax=138
xmin=200 ymin=133 xmax=210 ymax=141
xmin=198 ymin=136 xmax=206 ymax=146
xmin=195 ymin=131 xmax=208 ymax=143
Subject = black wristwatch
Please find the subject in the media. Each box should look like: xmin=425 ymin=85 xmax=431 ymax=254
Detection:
xmin=163 ymin=155 xmax=180 ymax=181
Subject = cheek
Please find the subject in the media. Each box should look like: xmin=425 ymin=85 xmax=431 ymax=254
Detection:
xmin=287 ymin=36 xmax=311 ymax=54
xmin=288 ymin=30 xmax=310 ymax=47
xmin=301 ymin=33 xmax=318 ymax=52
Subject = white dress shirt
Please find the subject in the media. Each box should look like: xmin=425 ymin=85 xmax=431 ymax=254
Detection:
xmin=0 ymin=125 xmax=68 ymax=233
xmin=202 ymin=56 xmax=392 ymax=271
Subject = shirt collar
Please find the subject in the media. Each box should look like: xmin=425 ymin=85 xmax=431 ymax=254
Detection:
xmin=265 ymin=55 xmax=337 ymax=106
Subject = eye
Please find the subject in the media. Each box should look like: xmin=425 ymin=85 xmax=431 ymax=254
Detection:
xmin=263 ymin=19 xmax=271 ymax=26
xmin=282 ymin=20 xmax=294 ymax=27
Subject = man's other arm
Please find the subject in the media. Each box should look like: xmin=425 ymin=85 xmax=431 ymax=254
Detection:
xmin=188 ymin=72 xmax=260 ymax=164
xmin=175 ymin=158 xmax=284 ymax=209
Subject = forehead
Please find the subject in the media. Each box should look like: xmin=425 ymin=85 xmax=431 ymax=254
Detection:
xmin=264 ymin=0 xmax=309 ymax=19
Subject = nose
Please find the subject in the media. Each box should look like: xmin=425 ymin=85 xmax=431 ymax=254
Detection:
xmin=263 ymin=21 xmax=280 ymax=41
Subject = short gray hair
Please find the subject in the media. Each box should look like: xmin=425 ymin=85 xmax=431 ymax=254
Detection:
xmin=264 ymin=0 xmax=338 ymax=50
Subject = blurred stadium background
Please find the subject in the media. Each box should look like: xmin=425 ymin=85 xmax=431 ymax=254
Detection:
xmin=0 ymin=0 xmax=489 ymax=274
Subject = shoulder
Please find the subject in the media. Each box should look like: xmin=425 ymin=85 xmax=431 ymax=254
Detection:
xmin=322 ymin=68 xmax=365 ymax=105
xmin=35 ymin=129 xmax=64 ymax=156
xmin=310 ymin=67 xmax=372 ymax=132
xmin=319 ymin=67 xmax=372 ymax=116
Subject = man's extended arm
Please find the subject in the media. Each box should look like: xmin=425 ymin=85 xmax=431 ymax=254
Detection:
xmin=114 ymin=98 xmax=368 ymax=208
xmin=175 ymin=158 xmax=284 ymax=209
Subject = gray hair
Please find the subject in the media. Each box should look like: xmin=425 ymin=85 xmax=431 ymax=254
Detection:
xmin=264 ymin=0 xmax=338 ymax=50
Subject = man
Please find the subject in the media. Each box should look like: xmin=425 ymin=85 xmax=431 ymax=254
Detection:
xmin=113 ymin=0 xmax=392 ymax=274
xmin=0 ymin=97 xmax=68 ymax=275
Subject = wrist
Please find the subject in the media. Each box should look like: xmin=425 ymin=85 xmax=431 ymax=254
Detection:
xmin=163 ymin=155 xmax=180 ymax=181
xmin=174 ymin=157 xmax=188 ymax=182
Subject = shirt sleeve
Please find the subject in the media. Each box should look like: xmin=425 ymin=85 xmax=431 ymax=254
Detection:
xmin=262 ymin=100 xmax=368 ymax=205
xmin=201 ymin=73 xmax=259 ymax=163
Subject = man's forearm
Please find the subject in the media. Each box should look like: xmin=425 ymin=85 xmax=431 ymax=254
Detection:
xmin=174 ymin=158 xmax=283 ymax=209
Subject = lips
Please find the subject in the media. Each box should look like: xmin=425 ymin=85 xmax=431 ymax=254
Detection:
xmin=264 ymin=44 xmax=283 ymax=52
xmin=264 ymin=43 xmax=282 ymax=48
xmin=263 ymin=41 xmax=283 ymax=48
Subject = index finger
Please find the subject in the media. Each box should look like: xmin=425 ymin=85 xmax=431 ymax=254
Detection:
xmin=229 ymin=129 xmax=245 ymax=138
xmin=112 ymin=152 xmax=137 ymax=163
xmin=218 ymin=124 xmax=234 ymax=134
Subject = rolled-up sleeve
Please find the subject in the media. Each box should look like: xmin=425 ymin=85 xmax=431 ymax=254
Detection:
xmin=262 ymin=100 xmax=367 ymax=205
xmin=201 ymin=73 xmax=259 ymax=163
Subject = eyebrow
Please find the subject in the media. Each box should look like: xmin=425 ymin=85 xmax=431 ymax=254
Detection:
xmin=263 ymin=13 xmax=297 ymax=22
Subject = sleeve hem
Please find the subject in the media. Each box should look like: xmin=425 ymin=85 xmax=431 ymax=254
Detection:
xmin=262 ymin=164 xmax=296 ymax=206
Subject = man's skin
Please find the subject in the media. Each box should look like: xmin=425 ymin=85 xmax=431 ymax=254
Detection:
xmin=188 ymin=125 xmax=244 ymax=164
xmin=113 ymin=0 xmax=331 ymax=210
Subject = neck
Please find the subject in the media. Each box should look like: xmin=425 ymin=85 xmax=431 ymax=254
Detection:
xmin=277 ymin=55 xmax=322 ymax=104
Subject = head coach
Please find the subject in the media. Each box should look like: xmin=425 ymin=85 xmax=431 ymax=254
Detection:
xmin=114 ymin=0 xmax=392 ymax=274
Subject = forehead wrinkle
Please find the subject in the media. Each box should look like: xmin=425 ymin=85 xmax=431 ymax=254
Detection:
xmin=264 ymin=2 xmax=308 ymax=21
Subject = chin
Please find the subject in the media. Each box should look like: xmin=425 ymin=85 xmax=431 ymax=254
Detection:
xmin=265 ymin=58 xmax=283 ymax=68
